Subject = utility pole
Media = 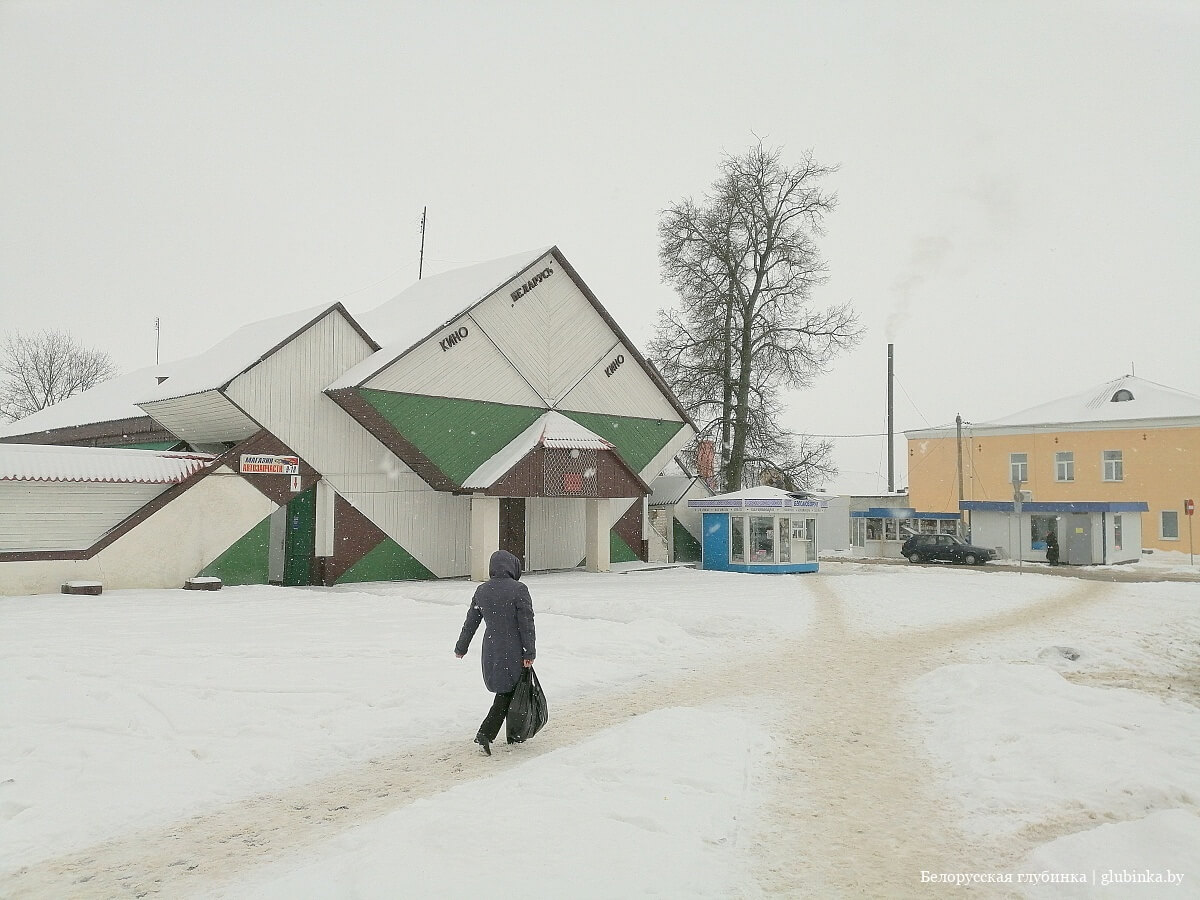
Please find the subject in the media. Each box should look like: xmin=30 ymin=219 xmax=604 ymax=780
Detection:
xmin=956 ymin=413 xmax=965 ymax=537
xmin=418 ymin=206 xmax=427 ymax=280
xmin=887 ymin=343 xmax=894 ymax=493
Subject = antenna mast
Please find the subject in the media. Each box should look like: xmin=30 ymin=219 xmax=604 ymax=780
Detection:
xmin=418 ymin=206 xmax=427 ymax=280
xmin=155 ymin=317 xmax=161 ymax=365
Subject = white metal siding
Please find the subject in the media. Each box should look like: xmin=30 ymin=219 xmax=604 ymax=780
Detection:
xmin=226 ymin=310 xmax=471 ymax=577
xmin=470 ymin=255 xmax=615 ymax=406
xmin=0 ymin=481 xmax=167 ymax=551
xmin=526 ymin=498 xmax=586 ymax=571
xmin=140 ymin=391 xmax=260 ymax=443
xmin=364 ymin=312 xmax=544 ymax=407
xmin=556 ymin=341 xmax=682 ymax=421
xmin=639 ymin=422 xmax=697 ymax=481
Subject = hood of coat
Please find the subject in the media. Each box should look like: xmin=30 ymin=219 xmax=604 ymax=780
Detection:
xmin=488 ymin=549 xmax=522 ymax=581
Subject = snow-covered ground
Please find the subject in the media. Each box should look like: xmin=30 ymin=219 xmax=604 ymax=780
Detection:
xmin=2 ymin=563 xmax=1198 ymax=898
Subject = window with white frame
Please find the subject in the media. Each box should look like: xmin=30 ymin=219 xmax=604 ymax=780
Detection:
xmin=1055 ymin=451 xmax=1074 ymax=482
xmin=1010 ymin=452 xmax=1028 ymax=484
xmin=1162 ymin=510 xmax=1180 ymax=540
xmin=1113 ymin=514 xmax=1123 ymax=551
xmin=1102 ymin=450 xmax=1123 ymax=482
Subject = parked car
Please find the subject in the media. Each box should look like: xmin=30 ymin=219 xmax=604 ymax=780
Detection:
xmin=900 ymin=533 xmax=994 ymax=565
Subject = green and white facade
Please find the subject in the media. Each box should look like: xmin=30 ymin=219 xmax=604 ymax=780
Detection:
xmin=0 ymin=247 xmax=695 ymax=594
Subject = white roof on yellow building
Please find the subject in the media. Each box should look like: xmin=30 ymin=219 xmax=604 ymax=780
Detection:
xmin=908 ymin=375 xmax=1200 ymax=438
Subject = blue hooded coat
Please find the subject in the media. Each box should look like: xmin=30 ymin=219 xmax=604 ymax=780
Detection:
xmin=455 ymin=550 xmax=536 ymax=693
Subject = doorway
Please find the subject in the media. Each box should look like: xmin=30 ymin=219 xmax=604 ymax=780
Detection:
xmin=269 ymin=488 xmax=316 ymax=586
xmin=499 ymin=497 xmax=526 ymax=568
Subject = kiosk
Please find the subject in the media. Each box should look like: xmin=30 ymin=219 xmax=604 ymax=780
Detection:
xmin=688 ymin=486 xmax=826 ymax=574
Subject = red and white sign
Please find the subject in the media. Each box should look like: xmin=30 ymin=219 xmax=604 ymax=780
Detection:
xmin=1186 ymin=498 xmax=1195 ymax=516
xmin=240 ymin=454 xmax=300 ymax=475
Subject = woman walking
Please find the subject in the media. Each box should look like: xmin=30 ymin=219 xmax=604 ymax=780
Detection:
xmin=454 ymin=549 xmax=536 ymax=755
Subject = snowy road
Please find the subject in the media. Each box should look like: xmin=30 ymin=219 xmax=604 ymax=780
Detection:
xmin=2 ymin=566 xmax=1197 ymax=898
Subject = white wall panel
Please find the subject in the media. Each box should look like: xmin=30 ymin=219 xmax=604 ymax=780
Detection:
xmin=0 ymin=471 xmax=275 ymax=595
xmin=556 ymin=341 xmax=681 ymax=421
xmin=226 ymin=309 xmax=470 ymax=577
xmin=639 ymin=423 xmax=697 ymax=481
xmin=0 ymin=482 xmax=167 ymax=551
xmin=526 ymin=498 xmax=586 ymax=571
xmin=140 ymin=391 xmax=259 ymax=443
xmin=471 ymin=254 xmax=616 ymax=406
xmin=364 ymin=312 xmax=544 ymax=407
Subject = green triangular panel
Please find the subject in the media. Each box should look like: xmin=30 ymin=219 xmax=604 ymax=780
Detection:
xmin=336 ymin=536 xmax=437 ymax=583
xmin=199 ymin=514 xmax=273 ymax=585
xmin=358 ymin=390 xmax=546 ymax=484
xmin=672 ymin=518 xmax=702 ymax=562
xmin=559 ymin=411 xmax=686 ymax=475
xmin=610 ymin=531 xmax=639 ymax=564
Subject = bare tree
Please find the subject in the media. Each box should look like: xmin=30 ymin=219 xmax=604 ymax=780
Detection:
xmin=651 ymin=141 xmax=862 ymax=491
xmin=0 ymin=330 xmax=118 ymax=422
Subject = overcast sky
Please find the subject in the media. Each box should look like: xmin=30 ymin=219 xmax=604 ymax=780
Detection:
xmin=2 ymin=0 xmax=1197 ymax=493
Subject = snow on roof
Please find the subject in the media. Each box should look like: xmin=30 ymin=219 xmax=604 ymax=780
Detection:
xmin=330 ymin=247 xmax=553 ymax=389
xmin=462 ymin=411 xmax=611 ymax=489
xmin=0 ymin=366 xmax=170 ymax=438
xmin=687 ymin=485 xmax=828 ymax=509
xmin=0 ymin=444 xmax=214 ymax=484
xmin=983 ymin=376 xmax=1200 ymax=428
xmin=138 ymin=303 xmax=336 ymax=404
xmin=649 ymin=475 xmax=707 ymax=507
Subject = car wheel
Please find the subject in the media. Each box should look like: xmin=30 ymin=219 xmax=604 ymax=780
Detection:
xmin=908 ymin=552 xmax=922 ymax=563
xmin=963 ymin=553 xmax=978 ymax=565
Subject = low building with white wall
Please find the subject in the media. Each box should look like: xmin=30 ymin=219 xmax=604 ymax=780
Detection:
xmin=961 ymin=500 xmax=1147 ymax=565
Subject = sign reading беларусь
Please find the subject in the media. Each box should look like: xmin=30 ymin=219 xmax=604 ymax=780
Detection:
xmin=240 ymin=454 xmax=299 ymax=475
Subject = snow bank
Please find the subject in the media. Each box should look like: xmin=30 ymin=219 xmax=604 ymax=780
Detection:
xmin=910 ymin=662 xmax=1200 ymax=837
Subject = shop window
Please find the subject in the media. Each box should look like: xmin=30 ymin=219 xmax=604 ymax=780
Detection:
xmin=731 ymin=516 xmax=745 ymax=562
xmin=1055 ymin=451 xmax=1074 ymax=482
xmin=921 ymin=519 xmax=938 ymax=534
xmin=937 ymin=520 xmax=958 ymax=534
xmin=1113 ymin=515 xmax=1123 ymax=551
xmin=1103 ymin=450 xmax=1123 ymax=482
xmin=778 ymin=518 xmax=791 ymax=563
xmin=750 ymin=516 xmax=774 ymax=563
xmin=1031 ymin=515 xmax=1057 ymax=550
xmin=1162 ymin=510 xmax=1179 ymax=540
xmin=884 ymin=519 xmax=898 ymax=540
xmin=1010 ymin=453 xmax=1028 ymax=484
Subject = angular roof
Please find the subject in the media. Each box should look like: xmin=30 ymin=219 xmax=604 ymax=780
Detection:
xmin=331 ymin=247 xmax=553 ymax=390
xmin=985 ymin=375 xmax=1200 ymax=427
xmin=0 ymin=365 xmax=168 ymax=438
xmin=138 ymin=303 xmax=353 ymax=404
xmin=462 ymin=411 xmax=613 ymax=489
xmin=0 ymin=443 xmax=213 ymax=484
xmin=648 ymin=474 xmax=707 ymax=507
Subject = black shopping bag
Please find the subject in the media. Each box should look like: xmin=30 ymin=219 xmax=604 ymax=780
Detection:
xmin=506 ymin=666 xmax=548 ymax=743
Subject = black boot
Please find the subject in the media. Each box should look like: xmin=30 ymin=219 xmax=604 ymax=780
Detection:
xmin=474 ymin=733 xmax=491 ymax=756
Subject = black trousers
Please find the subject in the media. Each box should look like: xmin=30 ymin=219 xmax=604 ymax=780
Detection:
xmin=478 ymin=689 xmax=514 ymax=742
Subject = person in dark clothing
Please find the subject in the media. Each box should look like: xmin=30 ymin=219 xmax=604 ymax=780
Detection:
xmin=1045 ymin=527 xmax=1060 ymax=566
xmin=454 ymin=549 xmax=536 ymax=756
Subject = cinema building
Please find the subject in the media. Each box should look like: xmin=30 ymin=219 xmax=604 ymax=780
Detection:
xmin=0 ymin=247 xmax=696 ymax=595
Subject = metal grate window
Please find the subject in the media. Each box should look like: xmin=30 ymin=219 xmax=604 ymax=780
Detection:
xmin=543 ymin=447 xmax=599 ymax=497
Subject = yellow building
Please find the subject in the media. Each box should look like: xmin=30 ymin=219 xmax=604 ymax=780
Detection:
xmin=906 ymin=376 xmax=1200 ymax=553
